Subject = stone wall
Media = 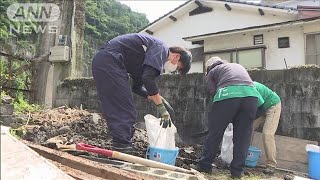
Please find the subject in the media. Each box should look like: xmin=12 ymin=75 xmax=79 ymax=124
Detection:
xmin=0 ymin=95 xmax=14 ymax=126
xmin=55 ymin=68 xmax=320 ymax=144
xmin=250 ymin=68 xmax=320 ymax=142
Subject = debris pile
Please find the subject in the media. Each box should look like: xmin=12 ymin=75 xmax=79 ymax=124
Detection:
xmin=22 ymin=107 xmax=112 ymax=148
xmin=18 ymin=107 xmax=307 ymax=179
xmin=21 ymin=106 xmax=202 ymax=168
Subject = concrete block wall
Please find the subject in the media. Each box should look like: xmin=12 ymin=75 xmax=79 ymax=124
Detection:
xmin=0 ymin=95 xmax=14 ymax=126
xmin=250 ymin=68 xmax=320 ymax=142
xmin=55 ymin=68 xmax=320 ymax=144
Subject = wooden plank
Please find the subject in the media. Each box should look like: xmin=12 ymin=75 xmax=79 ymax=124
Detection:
xmin=251 ymin=132 xmax=318 ymax=173
xmin=24 ymin=141 xmax=150 ymax=180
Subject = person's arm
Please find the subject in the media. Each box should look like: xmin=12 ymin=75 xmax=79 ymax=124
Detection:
xmin=131 ymin=77 xmax=148 ymax=99
xmin=255 ymin=104 xmax=266 ymax=119
xmin=206 ymin=70 xmax=217 ymax=95
xmin=142 ymin=65 xmax=172 ymax=128
xmin=142 ymin=65 xmax=161 ymax=104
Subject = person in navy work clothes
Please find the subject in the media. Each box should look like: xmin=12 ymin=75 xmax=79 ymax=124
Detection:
xmin=92 ymin=33 xmax=192 ymax=152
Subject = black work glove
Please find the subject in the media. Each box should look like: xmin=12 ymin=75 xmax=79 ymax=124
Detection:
xmin=156 ymin=103 xmax=172 ymax=128
xmin=160 ymin=96 xmax=174 ymax=116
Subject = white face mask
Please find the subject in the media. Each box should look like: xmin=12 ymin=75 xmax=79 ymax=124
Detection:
xmin=164 ymin=61 xmax=178 ymax=73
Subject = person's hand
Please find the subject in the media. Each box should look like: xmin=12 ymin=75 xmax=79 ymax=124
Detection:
xmin=156 ymin=103 xmax=172 ymax=128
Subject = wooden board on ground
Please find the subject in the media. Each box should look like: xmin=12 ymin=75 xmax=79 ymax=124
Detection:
xmin=251 ymin=132 xmax=318 ymax=173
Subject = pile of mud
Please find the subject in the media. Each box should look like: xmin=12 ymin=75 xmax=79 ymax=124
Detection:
xmin=21 ymin=107 xmax=202 ymax=168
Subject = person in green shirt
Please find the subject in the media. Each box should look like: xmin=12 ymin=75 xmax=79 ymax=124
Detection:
xmin=253 ymin=81 xmax=281 ymax=174
xmin=192 ymin=57 xmax=264 ymax=178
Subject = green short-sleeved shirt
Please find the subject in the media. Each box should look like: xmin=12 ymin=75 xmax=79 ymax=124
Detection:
xmin=253 ymin=82 xmax=280 ymax=110
xmin=213 ymin=85 xmax=264 ymax=107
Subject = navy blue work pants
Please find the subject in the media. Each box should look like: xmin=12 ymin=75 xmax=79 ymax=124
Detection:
xmin=199 ymin=97 xmax=258 ymax=177
xmin=92 ymin=50 xmax=137 ymax=145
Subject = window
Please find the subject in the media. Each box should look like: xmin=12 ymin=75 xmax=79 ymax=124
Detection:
xmin=206 ymin=52 xmax=233 ymax=62
xmin=254 ymin=34 xmax=263 ymax=45
xmin=306 ymin=33 xmax=320 ymax=65
xmin=278 ymin=37 xmax=290 ymax=48
xmin=238 ymin=49 xmax=263 ymax=68
xmin=206 ymin=47 xmax=265 ymax=69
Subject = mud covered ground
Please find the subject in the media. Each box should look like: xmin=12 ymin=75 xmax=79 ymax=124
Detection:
xmin=18 ymin=107 xmax=202 ymax=169
xmin=17 ymin=107 xmax=308 ymax=179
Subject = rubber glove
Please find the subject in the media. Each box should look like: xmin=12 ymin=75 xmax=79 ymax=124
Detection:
xmin=156 ymin=103 xmax=172 ymax=128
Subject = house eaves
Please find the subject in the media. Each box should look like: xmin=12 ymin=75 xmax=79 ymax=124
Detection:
xmin=183 ymin=16 xmax=320 ymax=41
xmin=139 ymin=0 xmax=298 ymax=34
xmin=221 ymin=0 xmax=297 ymax=10
xmin=138 ymin=0 xmax=194 ymax=34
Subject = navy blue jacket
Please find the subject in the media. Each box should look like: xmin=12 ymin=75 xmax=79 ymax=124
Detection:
xmin=100 ymin=33 xmax=169 ymax=97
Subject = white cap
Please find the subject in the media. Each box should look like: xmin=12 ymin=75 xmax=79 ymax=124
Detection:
xmin=205 ymin=56 xmax=222 ymax=70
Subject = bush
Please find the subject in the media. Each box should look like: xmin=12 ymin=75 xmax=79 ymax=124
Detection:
xmin=13 ymin=96 xmax=41 ymax=114
xmin=1 ymin=90 xmax=41 ymax=113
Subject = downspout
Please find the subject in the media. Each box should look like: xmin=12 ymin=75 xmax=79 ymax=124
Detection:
xmin=70 ymin=0 xmax=76 ymax=77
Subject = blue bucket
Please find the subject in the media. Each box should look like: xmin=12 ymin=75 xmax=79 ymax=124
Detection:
xmin=146 ymin=146 xmax=179 ymax=166
xmin=308 ymin=150 xmax=320 ymax=180
xmin=245 ymin=146 xmax=261 ymax=167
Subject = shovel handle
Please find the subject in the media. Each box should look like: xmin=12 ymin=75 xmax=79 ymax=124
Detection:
xmin=76 ymin=143 xmax=113 ymax=157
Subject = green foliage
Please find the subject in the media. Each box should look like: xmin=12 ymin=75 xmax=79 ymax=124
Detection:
xmin=0 ymin=91 xmax=9 ymax=104
xmin=0 ymin=57 xmax=31 ymax=92
xmin=83 ymin=0 xmax=149 ymax=76
xmin=10 ymin=126 xmax=27 ymax=139
xmin=84 ymin=0 xmax=149 ymax=43
xmin=13 ymin=96 xmax=41 ymax=114
xmin=0 ymin=0 xmax=39 ymax=42
xmin=1 ymin=89 xmax=40 ymax=114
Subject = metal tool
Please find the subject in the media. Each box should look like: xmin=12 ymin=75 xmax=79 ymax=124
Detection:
xmin=161 ymin=96 xmax=175 ymax=116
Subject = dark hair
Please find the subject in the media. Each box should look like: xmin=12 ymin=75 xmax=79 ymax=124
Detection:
xmin=169 ymin=47 xmax=192 ymax=75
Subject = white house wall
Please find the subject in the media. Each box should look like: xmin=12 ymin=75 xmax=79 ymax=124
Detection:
xmin=304 ymin=22 xmax=320 ymax=34
xmin=145 ymin=3 xmax=297 ymax=49
xmin=204 ymin=26 xmax=305 ymax=69
xmin=189 ymin=61 xmax=203 ymax=73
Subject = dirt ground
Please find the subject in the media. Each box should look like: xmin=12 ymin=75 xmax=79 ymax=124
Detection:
xmin=17 ymin=107 xmax=202 ymax=166
xmin=17 ymin=107 xmax=308 ymax=179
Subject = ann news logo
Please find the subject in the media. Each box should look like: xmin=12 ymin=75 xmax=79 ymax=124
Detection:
xmin=5 ymin=3 xmax=60 ymax=35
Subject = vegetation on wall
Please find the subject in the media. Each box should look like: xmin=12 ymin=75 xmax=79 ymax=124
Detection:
xmin=0 ymin=0 xmax=39 ymax=47
xmin=0 ymin=0 xmax=149 ymax=108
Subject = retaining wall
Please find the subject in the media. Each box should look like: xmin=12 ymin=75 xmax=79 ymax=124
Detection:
xmin=55 ymin=68 xmax=320 ymax=143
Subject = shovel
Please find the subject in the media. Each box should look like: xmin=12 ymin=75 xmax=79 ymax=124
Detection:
xmin=161 ymin=96 xmax=175 ymax=116
xmin=191 ymin=130 xmax=208 ymax=138
xmin=76 ymin=143 xmax=193 ymax=174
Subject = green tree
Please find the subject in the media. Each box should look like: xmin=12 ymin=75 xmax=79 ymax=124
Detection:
xmin=83 ymin=0 xmax=149 ymax=76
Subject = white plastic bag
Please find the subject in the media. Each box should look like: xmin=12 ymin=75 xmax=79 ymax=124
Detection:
xmin=220 ymin=123 xmax=234 ymax=164
xmin=144 ymin=114 xmax=177 ymax=149
xmin=306 ymin=144 xmax=320 ymax=152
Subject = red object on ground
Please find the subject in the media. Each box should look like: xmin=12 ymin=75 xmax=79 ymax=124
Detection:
xmin=76 ymin=143 xmax=113 ymax=157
